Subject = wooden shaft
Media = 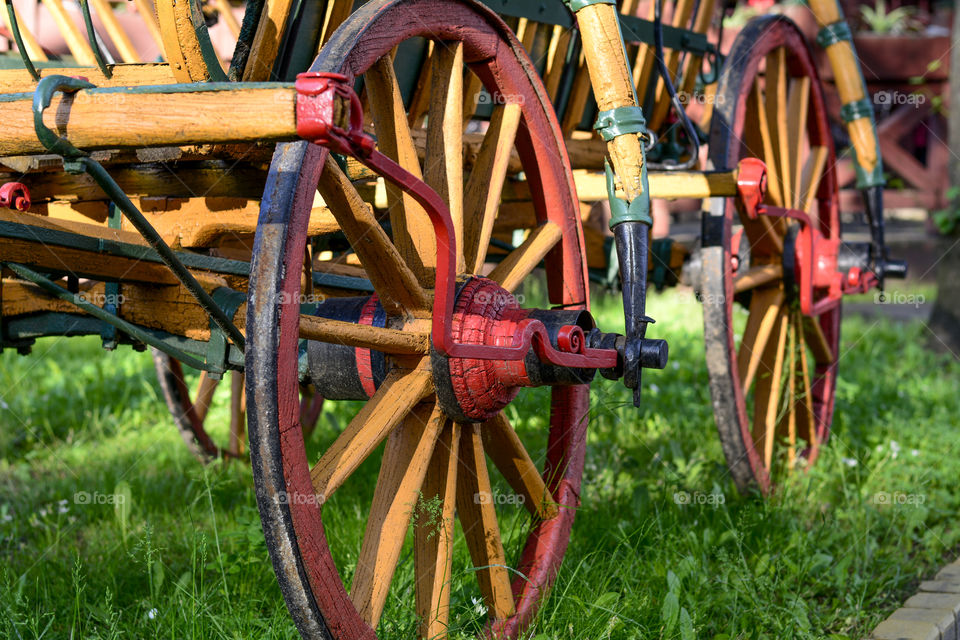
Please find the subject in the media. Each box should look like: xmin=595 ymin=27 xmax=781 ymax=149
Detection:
xmin=574 ymin=2 xmax=646 ymax=202
xmin=298 ymin=315 xmax=429 ymax=355
xmin=0 ymin=63 xmax=176 ymax=94
xmin=0 ymin=85 xmax=297 ymax=155
xmin=41 ymin=0 xmax=98 ymax=66
xmin=807 ymin=0 xmax=879 ymax=176
xmin=573 ymin=169 xmax=738 ymax=201
xmin=90 ymin=0 xmax=141 ymax=63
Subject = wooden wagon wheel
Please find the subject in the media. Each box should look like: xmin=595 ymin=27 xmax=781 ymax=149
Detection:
xmin=152 ymin=351 xmax=324 ymax=461
xmin=247 ymin=0 xmax=591 ymax=638
xmin=702 ymin=15 xmax=841 ymax=494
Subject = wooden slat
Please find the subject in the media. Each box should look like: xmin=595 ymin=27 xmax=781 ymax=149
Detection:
xmin=242 ymin=0 xmax=295 ymax=81
xmin=749 ymin=82 xmax=783 ymax=208
xmin=487 ymin=222 xmax=562 ymax=292
xmin=316 ymin=157 xmax=430 ymax=316
xmin=462 ymin=103 xmax=522 ymax=273
xmin=310 ymin=366 xmax=433 ymax=500
xmin=561 ymin=60 xmax=592 ymax=138
xmin=481 ymin=413 xmax=558 ymax=520
xmin=213 ymin=0 xmax=240 ymax=38
xmin=737 ymin=286 xmax=785 ymax=393
xmin=41 ymin=0 xmax=97 ymax=66
xmin=365 ymin=54 xmax=436 ymax=285
xmin=0 ymin=0 xmax=49 ymax=60
xmin=752 ymin=307 xmax=789 ymax=470
xmin=193 ymin=370 xmax=219 ymax=423
xmin=455 ymin=423 xmax=515 ymax=619
xmin=765 ymin=48 xmax=791 ymax=211
xmin=156 ymin=0 xmax=220 ymax=82
xmin=543 ymin=25 xmax=571 ymax=103
xmin=775 ymin=319 xmax=797 ymax=467
xmin=352 ymin=402 xmax=444 ymax=628
xmin=0 ymin=63 xmax=175 ymax=93
xmin=462 ymin=70 xmax=484 ymax=128
xmin=90 ymin=0 xmax=141 ymax=62
xmin=228 ymin=371 xmax=245 ymax=456
xmin=415 ymin=420 xmax=460 ymax=640
xmin=423 ymin=42 xmax=465 ymax=273
xmin=131 ymin=0 xmax=163 ymax=50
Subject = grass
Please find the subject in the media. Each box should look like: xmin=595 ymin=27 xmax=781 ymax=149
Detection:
xmin=0 ymin=285 xmax=958 ymax=639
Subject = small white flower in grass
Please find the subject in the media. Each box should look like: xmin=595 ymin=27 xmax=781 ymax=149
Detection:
xmin=649 ymin=384 xmax=660 ymax=394
xmin=911 ymin=449 xmax=919 ymax=457
xmin=875 ymin=444 xmax=884 ymax=452
xmin=0 ymin=398 xmax=8 ymax=410
xmin=841 ymin=457 xmax=858 ymax=467
xmin=1 ymin=512 xmax=11 ymax=523
xmin=890 ymin=440 xmax=900 ymax=459
xmin=147 ymin=608 xmax=158 ymax=620
xmin=471 ymin=596 xmax=487 ymax=617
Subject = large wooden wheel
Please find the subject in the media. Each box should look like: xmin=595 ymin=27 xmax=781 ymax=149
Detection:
xmin=247 ymin=1 xmax=591 ymax=638
xmin=152 ymin=351 xmax=324 ymax=461
xmin=703 ymin=15 xmax=841 ymax=494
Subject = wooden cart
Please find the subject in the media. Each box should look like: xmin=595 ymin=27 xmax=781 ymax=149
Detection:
xmin=0 ymin=0 xmax=905 ymax=637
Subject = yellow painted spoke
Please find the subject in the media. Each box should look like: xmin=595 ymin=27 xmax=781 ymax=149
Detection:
xmin=802 ymin=315 xmax=834 ymax=365
xmin=352 ymin=402 xmax=444 ymax=628
xmin=799 ymin=146 xmax=829 ymax=215
xmin=487 ymin=221 xmax=562 ymax=292
xmin=311 ymin=365 xmax=433 ymax=500
xmin=424 ymin=42 xmax=465 ymax=273
xmin=752 ymin=307 xmax=789 ymax=470
xmin=737 ymin=286 xmax=785 ymax=393
xmin=765 ymin=48 xmax=790 ymax=211
xmin=415 ymin=420 xmax=460 ymax=640
xmin=463 ymin=103 xmax=522 ymax=273
xmin=365 ymin=54 xmax=436 ymax=284
xmin=455 ymin=424 xmax=516 ymax=619
xmin=734 ymin=264 xmax=783 ymax=294
xmin=481 ymin=413 xmax=558 ymax=520
xmin=193 ymin=370 xmax=220 ymax=423
xmin=317 ymin=157 xmax=430 ymax=316
xmin=786 ymin=77 xmax=811 ymax=209
xmin=298 ymin=315 xmax=429 ymax=355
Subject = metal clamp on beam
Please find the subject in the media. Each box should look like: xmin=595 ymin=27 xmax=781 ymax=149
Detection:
xmin=815 ymin=20 xmax=853 ymax=49
xmin=563 ymin=0 xmax=614 ymax=12
xmin=594 ymin=105 xmax=648 ymax=142
xmin=839 ymin=97 xmax=875 ymax=124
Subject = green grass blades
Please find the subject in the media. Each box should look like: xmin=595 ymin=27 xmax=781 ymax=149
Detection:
xmin=0 ymin=287 xmax=958 ymax=639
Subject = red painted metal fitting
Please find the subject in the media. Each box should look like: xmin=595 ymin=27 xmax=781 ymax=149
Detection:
xmin=295 ymin=72 xmax=375 ymax=156
xmin=735 ymin=158 xmax=767 ymax=220
xmin=847 ymin=266 xmax=861 ymax=289
xmin=0 ymin=182 xmax=30 ymax=211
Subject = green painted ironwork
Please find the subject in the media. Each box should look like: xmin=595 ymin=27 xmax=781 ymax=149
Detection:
xmin=78 ymin=0 xmax=112 ymax=78
xmin=188 ymin=0 xmax=229 ymax=82
xmin=563 ymin=0 xmax=614 ymax=12
xmin=206 ymin=287 xmax=247 ymax=378
xmin=840 ymin=97 xmax=875 ymax=124
xmin=4 ymin=1 xmax=38 ymax=79
xmin=605 ymin=159 xmax=651 ymax=227
xmin=815 ymin=20 xmax=853 ymax=49
xmin=594 ymin=106 xmax=648 ymax=142
xmin=5 ymin=262 xmax=213 ymax=370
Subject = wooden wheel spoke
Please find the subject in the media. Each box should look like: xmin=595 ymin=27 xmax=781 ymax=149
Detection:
xmin=365 ymin=54 xmax=436 ymax=284
xmin=733 ymin=264 xmax=783 ymax=294
xmin=415 ymin=420 xmax=460 ymax=640
xmin=299 ymin=314 xmax=430 ymax=355
xmin=796 ymin=321 xmax=818 ymax=448
xmin=774 ymin=319 xmax=798 ymax=467
xmin=801 ymin=314 xmax=834 ymax=365
xmin=463 ymin=103 xmax=523 ymax=274
xmin=352 ymin=402 xmax=445 ymax=628
xmin=799 ymin=146 xmax=829 ymax=215
xmin=786 ymin=77 xmax=811 ymax=209
xmin=487 ymin=222 xmax=562 ymax=292
xmin=317 ymin=157 xmax=430 ymax=316
xmin=193 ymin=370 xmax=220 ymax=423
xmin=765 ymin=48 xmax=790 ymax=210
xmin=424 ymin=42 xmax=465 ymax=273
xmin=751 ymin=307 xmax=789 ymax=470
xmin=462 ymin=71 xmax=485 ymax=128
xmin=481 ymin=413 xmax=558 ymax=521
xmin=737 ymin=286 xmax=785 ymax=392
xmin=228 ymin=371 xmax=246 ymax=457
xmin=311 ymin=366 xmax=433 ymax=500
xmin=455 ymin=424 xmax=515 ymax=620
xmin=749 ymin=82 xmax=783 ymax=208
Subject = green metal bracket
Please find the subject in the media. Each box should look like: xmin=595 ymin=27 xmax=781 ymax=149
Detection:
xmin=594 ymin=106 xmax=648 ymax=142
xmin=605 ymin=159 xmax=651 ymax=228
xmin=79 ymin=0 xmax=112 ymax=78
xmin=815 ymin=20 xmax=853 ymax=49
xmin=840 ymin=97 xmax=875 ymax=124
xmin=205 ymin=287 xmax=247 ymax=379
xmin=563 ymin=0 xmax=614 ymax=12
xmin=100 ymin=202 xmax=121 ymax=349
xmin=32 ymin=75 xmax=246 ymax=351
xmin=4 ymin=1 xmax=38 ymax=80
